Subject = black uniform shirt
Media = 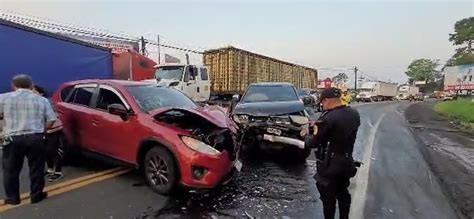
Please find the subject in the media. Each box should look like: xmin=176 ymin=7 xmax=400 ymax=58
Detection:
xmin=310 ymin=105 xmax=361 ymax=155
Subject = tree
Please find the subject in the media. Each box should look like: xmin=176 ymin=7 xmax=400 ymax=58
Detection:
xmin=405 ymin=59 xmax=441 ymax=83
xmin=449 ymin=17 xmax=474 ymax=65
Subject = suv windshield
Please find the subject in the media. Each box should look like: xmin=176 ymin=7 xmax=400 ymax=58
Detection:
xmin=242 ymin=85 xmax=298 ymax=103
xmin=155 ymin=66 xmax=184 ymax=80
xmin=126 ymin=85 xmax=196 ymax=112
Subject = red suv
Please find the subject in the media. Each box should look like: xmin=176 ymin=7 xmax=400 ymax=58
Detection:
xmin=51 ymin=80 xmax=240 ymax=194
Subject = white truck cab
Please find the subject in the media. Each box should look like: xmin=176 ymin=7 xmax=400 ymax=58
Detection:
xmin=145 ymin=64 xmax=211 ymax=102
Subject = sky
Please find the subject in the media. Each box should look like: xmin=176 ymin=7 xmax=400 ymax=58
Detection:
xmin=1 ymin=0 xmax=473 ymax=85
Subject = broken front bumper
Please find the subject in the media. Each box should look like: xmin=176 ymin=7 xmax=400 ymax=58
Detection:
xmin=239 ymin=121 xmax=307 ymax=150
xmin=263 ymin=134 xmax=305 ymax=149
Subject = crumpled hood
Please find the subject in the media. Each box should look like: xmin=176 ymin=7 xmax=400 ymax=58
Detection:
xmin=233 ymin=101 xmax=305 ymax=116
xmin=150 ymin=106 xmax=232 ymax=129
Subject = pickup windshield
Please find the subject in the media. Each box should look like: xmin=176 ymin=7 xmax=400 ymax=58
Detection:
xmin=242 ymin=85 xmax=298 ymax=103
xmin=297 ymin=89 xmax=310 ymax=96
xmin=126 ymin=85 xmax=196 ymax=112
xmin=155 ymin=66 xmax=184 ymax=80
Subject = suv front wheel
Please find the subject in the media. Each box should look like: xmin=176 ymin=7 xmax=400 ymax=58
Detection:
xmin=144 ymin=146 xmax=178 ymax=195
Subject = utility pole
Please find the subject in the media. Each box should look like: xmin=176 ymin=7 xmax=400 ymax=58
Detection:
xmin=354 ymin=66 xmax=358 ymax=91
xmin=157 ymin=35 xmax=161 ymax=64
xmin=140 ymin=36 xmax=146 ymax=56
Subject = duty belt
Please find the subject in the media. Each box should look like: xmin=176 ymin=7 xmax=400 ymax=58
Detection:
xmin=329 ymin=152 xmax=352 ymax=158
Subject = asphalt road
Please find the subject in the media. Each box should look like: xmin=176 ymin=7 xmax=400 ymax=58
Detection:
xmin=0 ymin=101 xmax=459 ymax=219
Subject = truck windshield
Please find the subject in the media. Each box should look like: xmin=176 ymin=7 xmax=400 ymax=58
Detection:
xmin=126 ymin=85 xmax=196 ymax=112
xmin=155 ymin=66 xmax=184 ymax=80
xmin=242 ymin=85 xmax=298 ymax=103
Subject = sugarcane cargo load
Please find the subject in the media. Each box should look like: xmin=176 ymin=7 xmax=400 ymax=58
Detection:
xmin=203 ymin=46 xmax=318 ymax=99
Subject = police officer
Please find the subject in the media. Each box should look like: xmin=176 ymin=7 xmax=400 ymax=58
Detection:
xmin=307 ymin=87 xmax=361 ymax=219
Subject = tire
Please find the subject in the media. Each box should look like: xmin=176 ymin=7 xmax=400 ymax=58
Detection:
xmin=144 ymin=146 xmax=179 ymax=195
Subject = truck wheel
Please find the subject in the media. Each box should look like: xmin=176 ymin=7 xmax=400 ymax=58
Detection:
xmin=144 ymin=146 xmax=178 ymax=195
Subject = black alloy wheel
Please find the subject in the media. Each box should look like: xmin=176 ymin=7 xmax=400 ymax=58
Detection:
xmin=144 ymin=146 xmax=178 ymax=195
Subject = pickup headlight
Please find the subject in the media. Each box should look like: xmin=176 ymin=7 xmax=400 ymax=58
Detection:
xmin=290 ymin=115 xmax=309 ymax=126
xmin=181 ymin=136 xmax=220 ymax=156
xmin=233 ymin=114 xmax=249 ymax=124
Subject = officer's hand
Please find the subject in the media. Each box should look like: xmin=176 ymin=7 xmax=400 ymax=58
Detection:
xmin=313 ymin=125 xmax=319 ymax=135
xmin=300 ymin=124 xmax=309 ymax=137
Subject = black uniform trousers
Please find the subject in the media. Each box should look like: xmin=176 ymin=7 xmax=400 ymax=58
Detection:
xmin=2 ymin=134 xmax=46 ymax=203
xmin=316 ymin=175 xmax=351 ymax=219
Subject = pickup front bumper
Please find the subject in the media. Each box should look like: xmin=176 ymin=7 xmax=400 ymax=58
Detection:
xmin=263 ymin=134 xmax=305 ymax=149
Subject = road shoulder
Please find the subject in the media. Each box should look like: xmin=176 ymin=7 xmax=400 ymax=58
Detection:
xmin=405 ymin=101 xmax=474 ymax=219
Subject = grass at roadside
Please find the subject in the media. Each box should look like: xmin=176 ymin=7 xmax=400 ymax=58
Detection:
xmin=434 ymin=98 xmax=474 ymax=131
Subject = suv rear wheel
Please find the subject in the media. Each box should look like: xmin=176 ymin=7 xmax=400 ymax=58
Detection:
xmin=144 ymin=146 xmax=178 ymax=195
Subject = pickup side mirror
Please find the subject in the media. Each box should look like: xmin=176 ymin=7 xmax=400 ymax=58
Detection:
xmin=228 ymin=94 xmax=240 ymax=115
xmin=302 ymin=96 xmax=312 ymax=106
xmin=108 ymin=104 xmax=129 ymax=119
xmin=232 ymin=94 xmax=240 ymax=101
xmin=316 ymin=103 xmax=323 ymax=112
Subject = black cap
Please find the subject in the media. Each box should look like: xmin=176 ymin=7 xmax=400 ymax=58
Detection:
xmin=319 ymin=87 xmax=342 ymax=102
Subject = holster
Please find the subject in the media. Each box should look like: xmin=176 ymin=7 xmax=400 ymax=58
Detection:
xmin=317 ymin=153 xmax=358 ymax=178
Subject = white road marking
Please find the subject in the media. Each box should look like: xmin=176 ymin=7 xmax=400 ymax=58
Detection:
xmin=349 ymin=113 xmax=386 ymax=219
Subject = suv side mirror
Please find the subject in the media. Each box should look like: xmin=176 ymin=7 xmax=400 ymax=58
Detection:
xmin=108 ymin=104 xmax=129 ymax=119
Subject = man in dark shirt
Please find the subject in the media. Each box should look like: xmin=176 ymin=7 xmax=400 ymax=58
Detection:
xmin=307 ymin=87 xmax=361 ymax=219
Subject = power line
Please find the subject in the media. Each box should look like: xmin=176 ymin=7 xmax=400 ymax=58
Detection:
xmin=1 ymin=11 xmax=138 ymax=42
xmin=146 ymin=40 xmax=203 ymax=54
xmin=1 ymin=11 xmax=204 ymax=55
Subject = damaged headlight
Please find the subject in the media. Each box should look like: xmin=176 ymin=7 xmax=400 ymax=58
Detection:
xmin=289 ymin=115 xmax=309 ymax=126
xmin=232 ymin=114 xmax=249 ymax=124
xmin=181 ymin=136 xmax=221 ymax=156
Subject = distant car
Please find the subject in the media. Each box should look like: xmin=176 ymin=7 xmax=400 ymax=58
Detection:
xmin=443 ymin=94 xmax=455 ymax=101
xmin=413 ymin=93 xmax=424 ymax=101
xmin=52 ymin=80 xmax=240 ymax=195
xmin=231 ymin=83 xmax=311 ymax=161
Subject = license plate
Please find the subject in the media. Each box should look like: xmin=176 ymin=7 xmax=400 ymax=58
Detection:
xmin=234 ymin=160 xmax=243 ymax=172
xmin=267 ymin=128 xmax=282 ymax=136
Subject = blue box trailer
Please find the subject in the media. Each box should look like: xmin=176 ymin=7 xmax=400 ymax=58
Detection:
xmin=0 ymin=18 xmax=113 ymax=96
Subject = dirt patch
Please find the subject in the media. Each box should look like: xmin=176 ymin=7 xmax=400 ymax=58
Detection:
xmin=405 ymin=101 xmax=474 ymax=219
